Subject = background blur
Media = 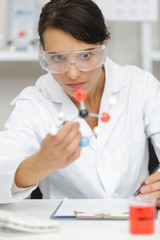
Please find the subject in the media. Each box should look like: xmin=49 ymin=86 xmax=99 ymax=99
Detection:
xmin=0 ymin=0 xmax=160 ymax=130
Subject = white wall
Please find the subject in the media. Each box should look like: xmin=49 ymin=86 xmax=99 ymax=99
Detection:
xmin=0 ymin=2 xmax=160 ymax=130
xmin=0 ymin=62 xmax=45 ymax=129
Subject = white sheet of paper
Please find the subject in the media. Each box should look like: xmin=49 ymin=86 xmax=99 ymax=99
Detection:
xmin=54 ymin=198 xmax=129 ymax=217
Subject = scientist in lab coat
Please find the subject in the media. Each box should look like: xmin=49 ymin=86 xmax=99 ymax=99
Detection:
xmin=0 ymin=0 xmax=160 ymax=206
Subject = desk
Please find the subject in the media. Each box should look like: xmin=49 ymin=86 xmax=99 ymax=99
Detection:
xmin=0 ymin=199 xmax=159 ymax=240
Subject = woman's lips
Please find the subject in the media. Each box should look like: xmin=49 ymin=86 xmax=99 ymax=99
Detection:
xmin=67 ymin=82 xmax=86 ymax=90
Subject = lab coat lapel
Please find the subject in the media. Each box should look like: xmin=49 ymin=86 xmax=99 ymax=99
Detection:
xmin=60 ymin=94 xmax=79 ymax=122
xmin=97 ymin=58 xmax=126 ymax=150
xmin=97 ymin=99 xmax=124 ymax=150
xmin=39 ymin=73 xmax=79 ymax=121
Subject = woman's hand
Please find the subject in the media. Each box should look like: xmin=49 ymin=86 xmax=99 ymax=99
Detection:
xmin=140 ymin=171 xmax=160 ymax=207
xmin=15 ymin=121 xmax=81 ymax=188
xmin=38 ymin=121 xmax=82 ymax=172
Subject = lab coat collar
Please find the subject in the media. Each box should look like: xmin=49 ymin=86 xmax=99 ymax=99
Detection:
xmin=97 ymin=100 xmax=124 ymax=151
xmin=36 ymin=72 xmax=68 ymax=104
xmin=105 ymin=57 xmax=127 ymax=94
xmin=95 ymin=58 xmax=126 ymax=150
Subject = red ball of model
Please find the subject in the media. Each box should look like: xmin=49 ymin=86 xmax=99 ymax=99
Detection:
xmin=75 ymin=89 xmax=87 ymax=101
xmin=101 ymin=112 xmax=110 ymax=122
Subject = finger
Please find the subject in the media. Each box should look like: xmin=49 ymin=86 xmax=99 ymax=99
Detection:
xmin=141 ymin=181 xmax=160 ymax=194
xmin=143 ymin=191 xmax=160 ymax=198
xmin=52 ymin=129 xmax=81 ymax=168
xmin=48 ymin=121 xmax=76 ymax=146
xmin=40 ymin=122 xmax=80 ymax=169
xmin=145 ymin=171 xmax=160 ymax=184
xmin=58 ymin=145 xmax=81 ymax=169
xmin=63 ymin=131 xmax=81 ymax=158
xmin=60 ymin=122 xmax=80 ymax=150
xmin=65 ymin=146 xmax=81 ymax=166
xmin=141 ymin=192 xmax=160 ymax=207
xmin=140 ymin=178 xmax=147 ymax=185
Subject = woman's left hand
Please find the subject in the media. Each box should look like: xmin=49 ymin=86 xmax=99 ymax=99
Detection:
xmin=140 ymin=171 xmax=160 ymax=207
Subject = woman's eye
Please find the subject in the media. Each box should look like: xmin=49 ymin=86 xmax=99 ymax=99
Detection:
xmin=51 ymin=54 xmax=65 ymax=62
xmin=79 ymin=52 xmax=92 ymax=60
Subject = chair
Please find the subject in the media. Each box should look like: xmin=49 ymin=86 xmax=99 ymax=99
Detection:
xmin=148 ymin=138 xmax=159 ymax=174
xmin=31 ymin=186 xmax=42 ymax=199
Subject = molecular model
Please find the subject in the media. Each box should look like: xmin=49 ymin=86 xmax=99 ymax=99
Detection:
xmin=50 ymin=89 xmax=116 ymax=147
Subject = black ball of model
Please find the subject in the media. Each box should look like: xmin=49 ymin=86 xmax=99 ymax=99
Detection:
xmin=79 ymin=109 xmax=89 ymax=118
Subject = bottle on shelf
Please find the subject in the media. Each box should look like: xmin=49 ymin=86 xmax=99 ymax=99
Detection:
xmin=14 ymin=31 xmax=29 ymax=51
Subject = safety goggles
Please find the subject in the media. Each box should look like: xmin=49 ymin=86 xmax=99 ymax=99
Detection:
xmin=38 ymin=43 xmax=106 ymax=74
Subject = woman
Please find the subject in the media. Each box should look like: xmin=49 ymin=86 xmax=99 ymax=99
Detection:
xmin=0 ymin=0 xmax=160 ymax=206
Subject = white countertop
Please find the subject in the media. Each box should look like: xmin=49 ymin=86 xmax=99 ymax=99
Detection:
xmin=0 ymin=199 xmax=159 ymax=240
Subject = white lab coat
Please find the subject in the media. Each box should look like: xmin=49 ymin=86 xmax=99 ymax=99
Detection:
xmin=0 ymin=57 xmax=160 ymax=203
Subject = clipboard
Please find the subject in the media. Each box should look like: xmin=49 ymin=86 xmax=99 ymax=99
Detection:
xmin=50 ymin=198 xmax=129 ymax=220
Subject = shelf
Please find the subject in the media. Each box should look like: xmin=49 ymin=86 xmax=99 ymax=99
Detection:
xmin=141 ymin=23 xmax=160 ymax=72
xmin=0 ymin=51 xmax=38 ymax=62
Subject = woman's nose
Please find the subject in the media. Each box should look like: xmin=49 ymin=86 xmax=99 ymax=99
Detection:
xmin=66 ymin=63 xmax=81 ymax=80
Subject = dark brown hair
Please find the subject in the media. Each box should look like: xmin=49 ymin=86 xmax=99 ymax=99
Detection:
xmin=38 ymin=0 xmax=110 ymax=47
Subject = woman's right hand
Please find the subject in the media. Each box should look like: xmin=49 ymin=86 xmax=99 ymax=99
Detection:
xmin=15 ymin=121 xmax=81 ymax=188
xmin=38 ymin=121 xmax=81 ymax=172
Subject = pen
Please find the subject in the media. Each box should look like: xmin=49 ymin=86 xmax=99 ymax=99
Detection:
xmin=133 ymin=163 xmax=160 ymax=197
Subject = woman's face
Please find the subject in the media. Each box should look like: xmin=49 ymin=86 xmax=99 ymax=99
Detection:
xmin=42 ymin=28 xmax=106 ymax=99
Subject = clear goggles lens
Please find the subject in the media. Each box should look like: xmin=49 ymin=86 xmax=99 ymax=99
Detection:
xmin=39 ymin=43 xmax=106 ymax=74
